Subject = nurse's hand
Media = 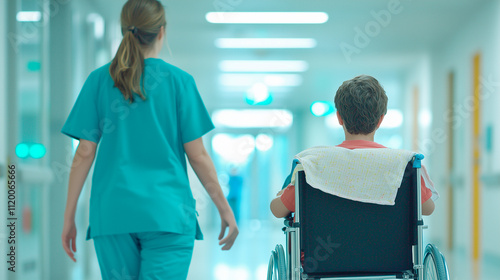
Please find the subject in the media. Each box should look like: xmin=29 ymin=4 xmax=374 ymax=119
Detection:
xmin=218 ymin=209 xmax=239 ymax=250
xmin=61 ymin=219 xmax=77 ymax=262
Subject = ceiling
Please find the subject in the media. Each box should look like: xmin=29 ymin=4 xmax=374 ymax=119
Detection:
xmin=89 ymin=0 xmax=486 ymax=111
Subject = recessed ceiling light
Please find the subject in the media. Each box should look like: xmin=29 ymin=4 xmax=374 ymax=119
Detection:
xmin=206 ymin=12 xmax=329 ymax=24
xmin=219 ymin=74 xmax=302 ymax=87
xmin=215 ymin=38 xmax=317 ymax=49
xmin=212 ymin=109 xmax=293 ymax=128
xmin=219 ymin=60 xmax=309 ymax=72
xmin=16 ymin=11 xmax=42 ymax=22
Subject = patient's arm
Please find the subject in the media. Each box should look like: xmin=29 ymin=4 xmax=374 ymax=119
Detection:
xmin=270 ymin=196 xmax=292 ymax=218
xmin=422 ymin=199 xmax=435 ymax=216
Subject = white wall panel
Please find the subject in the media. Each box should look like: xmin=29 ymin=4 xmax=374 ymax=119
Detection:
xmin=429 ymin=0 xmax=500 ymax=259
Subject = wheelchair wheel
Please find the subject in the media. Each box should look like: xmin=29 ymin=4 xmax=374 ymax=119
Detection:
xmin=423 ymin=244 xmax=449 ymax=280
xmin=267 ymin=244 xmax=287 ymax=280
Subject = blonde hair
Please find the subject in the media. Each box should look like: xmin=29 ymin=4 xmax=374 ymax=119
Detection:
xmin=109 ymin=0 xmax=166 ymax=103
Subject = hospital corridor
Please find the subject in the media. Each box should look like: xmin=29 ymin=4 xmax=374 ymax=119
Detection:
xmin=2 ymin=0 xmax=500 ymax=279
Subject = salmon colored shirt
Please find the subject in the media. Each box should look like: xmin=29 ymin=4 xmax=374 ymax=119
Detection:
xmin=280 ymin=140 xmax=433 ymax=213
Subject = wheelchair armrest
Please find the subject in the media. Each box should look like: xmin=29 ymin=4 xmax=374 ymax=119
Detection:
xmin=282 ymin=213 xmax=294 ymax=232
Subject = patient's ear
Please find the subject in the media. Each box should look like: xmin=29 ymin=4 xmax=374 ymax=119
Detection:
xmin=376 ymin=114 xmax=385 ymax=128
xmin=336 ymin=111 xmax=344 ymax=126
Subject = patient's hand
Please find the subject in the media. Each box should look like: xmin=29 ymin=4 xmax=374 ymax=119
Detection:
xmin=422 ymin=199 xmax=435 ymax=216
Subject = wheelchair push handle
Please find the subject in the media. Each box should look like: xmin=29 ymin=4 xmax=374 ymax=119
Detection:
xmin=413 ymin=154 xmax=425 ymax=168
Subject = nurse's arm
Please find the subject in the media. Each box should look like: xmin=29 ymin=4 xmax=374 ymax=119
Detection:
xmin=63 ymin=139 xmax=97 ymax=219
xmin=62 ymin=139 xmax=97 ymax=261
xmin=184 ymin=137 xmax=239 ymax=250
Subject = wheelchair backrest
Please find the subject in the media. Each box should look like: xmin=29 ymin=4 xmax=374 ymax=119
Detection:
xmin=298 ymin=161 xmax=418 ymax=277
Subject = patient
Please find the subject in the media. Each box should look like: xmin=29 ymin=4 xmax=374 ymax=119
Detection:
xmin=270 ymin=75 xmax=435 ymax=218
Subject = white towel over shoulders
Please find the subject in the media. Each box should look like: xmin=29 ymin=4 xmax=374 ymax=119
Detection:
xmin=294 ymin=146 xmax=417 ymax=205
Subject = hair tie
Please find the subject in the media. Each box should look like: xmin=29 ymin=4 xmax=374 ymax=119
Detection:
xmin=128 ymin=26 xmax=138 ymax=35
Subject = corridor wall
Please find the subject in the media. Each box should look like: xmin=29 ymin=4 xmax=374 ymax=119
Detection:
xmin=428 ymin=0 xmax=500 ymax=262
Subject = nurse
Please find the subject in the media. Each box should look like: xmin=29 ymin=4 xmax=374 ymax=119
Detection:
xmin=60 ymin=0 xmax=238 ymax=279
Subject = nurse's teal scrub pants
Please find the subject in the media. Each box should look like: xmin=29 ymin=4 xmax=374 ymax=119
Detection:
xmin=93 ymin=231 xmax=195 ymax=280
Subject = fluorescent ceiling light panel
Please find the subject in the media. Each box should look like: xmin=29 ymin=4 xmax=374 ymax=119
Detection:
xmin=264 ymin=74 xmax=303 ymax=87
xmin=215 ymin=38 xmax=317 ymax=49
xmin=16 ymin=11 xmax=42 ymax=22
xmin=220 ymin=74 xmax=302 ymax=87
xmin=206 ymin=12 xmax=328 ymax=24
xmin=212 ymin=109 xmax=293 ymax=128
xmin=219 ymin=60 xmax=308 ymax=72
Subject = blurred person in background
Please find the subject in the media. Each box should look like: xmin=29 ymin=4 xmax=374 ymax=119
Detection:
xmin=227 ymin=166 xmax=243 ymax=223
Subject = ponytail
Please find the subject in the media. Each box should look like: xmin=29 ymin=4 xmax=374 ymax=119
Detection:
xmin=109 ymin=0 xmax=166 ymax=103
xmin=110 ymin=30 xmax=146 ymax=103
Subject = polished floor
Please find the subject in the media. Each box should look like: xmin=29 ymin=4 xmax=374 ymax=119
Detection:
xmin=187 ymin=222 xmax=500 ymax=280
xmin=444 ymin=252 xmax=500 ymax=280
xmin=188 ymin=220 xmax=283 ymax=280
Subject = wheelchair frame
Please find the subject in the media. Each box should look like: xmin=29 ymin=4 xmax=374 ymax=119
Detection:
xmin=274 ymin=155 xmax=433 ymax=280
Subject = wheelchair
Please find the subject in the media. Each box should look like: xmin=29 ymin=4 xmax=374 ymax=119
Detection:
xmin=268 ymin=156 xmax=449 ymax=280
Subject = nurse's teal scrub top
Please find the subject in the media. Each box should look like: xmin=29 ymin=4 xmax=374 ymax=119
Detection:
xmin=61 ymin=58 xmax=214 ymax=241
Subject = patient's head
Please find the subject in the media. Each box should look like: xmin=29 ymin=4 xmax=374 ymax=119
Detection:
xmin=334 ymin=75 xmax=388 ymax=135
